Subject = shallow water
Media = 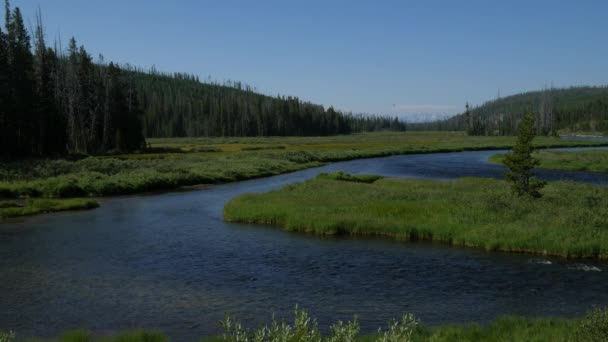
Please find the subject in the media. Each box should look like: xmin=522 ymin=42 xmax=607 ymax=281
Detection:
xmin=2 ymin=147 xmax=608 ymax=341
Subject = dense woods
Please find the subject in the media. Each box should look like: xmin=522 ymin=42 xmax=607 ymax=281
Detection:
xmin=0 ymin=3 xmax=405 ymax=159
xmin=126 ymin=69 xmax=406 ymax=138
xmin=0 ymin=2 xmax=145 ymax=157
xmin=409 ymin=86 xmax=608 ymax=136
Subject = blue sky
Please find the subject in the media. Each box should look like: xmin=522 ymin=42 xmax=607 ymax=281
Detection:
xmin=12 ymin=0 xmax=608 ymax=120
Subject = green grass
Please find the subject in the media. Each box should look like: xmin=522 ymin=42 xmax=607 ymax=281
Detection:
xmin=491 ymin=149 xmax=608 ymax=172
xmin=224 ymin=173 xmax=608 ymax=259
xmin=5 ymin=318 xmax=579 ymax=342
xmin=316 ymin=171 xmax=384 ymax=183
xmin=11 ymin=308 xmax=607 ymax=342
xmin=1 ymin=132 xmax=606 ymax=200
xmin=414 ymin=316 xmax=578 ymax=342
xmin=18 ymin=330 xmax=168 ymax=342
xmin=0 ymin=198 xmax=99 ymax=219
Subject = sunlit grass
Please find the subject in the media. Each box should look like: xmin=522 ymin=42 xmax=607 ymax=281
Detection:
xmin=224 ymin=173 xmax=608 ymax=259
xmin=0 ymin=198 xmax=99 ymax=218
xmin=491 ymin=149 xmax=608 ymax=172
xmin=2 ymin=132 xmax=606 ymax=200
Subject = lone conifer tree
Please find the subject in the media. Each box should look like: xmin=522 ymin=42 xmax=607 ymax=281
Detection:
xmin=503 ymin=111 xmax=546 ymax=198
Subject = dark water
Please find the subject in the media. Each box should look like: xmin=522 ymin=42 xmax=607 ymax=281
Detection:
xmin=2 ymin=147 xmax=608 ymax=341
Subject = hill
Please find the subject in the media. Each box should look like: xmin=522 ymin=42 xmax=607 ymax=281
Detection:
xmin=410 ymin=86 xmax=608 ymax=135
xmin=125 ymin=69 xmax=406 ymax=138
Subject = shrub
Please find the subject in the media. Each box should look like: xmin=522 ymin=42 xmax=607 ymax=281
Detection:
xmin=316 ymin=172 xmax=384 ymax=184
xmin=376 ymin=314 xmax=418 ymax=342
xmin=575 ymin=308 xmax=608 ymax=341
xmin=0 ymin=331 xmax=14 ymax=342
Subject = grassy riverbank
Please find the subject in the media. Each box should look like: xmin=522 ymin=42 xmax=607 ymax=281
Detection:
xmin=8 ymin=308 xmax=607 ymax=341
xmin=491 ymin=149 xmax=608 ymax=172
xmin=0 ymin=198 xmax=99 ymax=219
xmin=2 ymin=132 xmax=606 ymax=200
xmin=224 ymin=173 xmax=608 ymax=259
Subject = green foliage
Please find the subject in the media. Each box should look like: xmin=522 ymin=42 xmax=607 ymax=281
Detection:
xmin=23 ymin=329 xmax=169 ymax=342
xmin=575 ymin=308 xmax=608 ymax=342
xmin=0 ymin=198 xmax=99 ymax=218
xmin=12 ymin=309 xmax=601 ymax=342
xmin=376 ymin=315 xmax=417 ymax=342
xmin=221 ymin=307 xmax=416 ymax=342
xmin=316 ymin=172 xmax=384 ymax=184
xmin=327 ymin=319 xmax=360 ymax=342
xmin=0 ymin=331 xmax=15 ymax=342
xmin=503 ymin=112 xmax=546 ymax=198
xmin=222 ymin=307 xmax=323 ymax=342
xmin=0 ymin=132 xmax=605 ymax=201
xmin=425 ymin=316 xmax=577 ymax=342
xmin=224 ymin=176 xmax=608 ymax=258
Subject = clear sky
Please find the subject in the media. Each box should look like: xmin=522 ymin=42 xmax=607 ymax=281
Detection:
xmin=12 ymin=0 xmax=608 ymax=120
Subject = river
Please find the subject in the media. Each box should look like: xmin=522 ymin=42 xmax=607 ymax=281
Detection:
xmin=2 ymin=147 xmax=608 ymax=340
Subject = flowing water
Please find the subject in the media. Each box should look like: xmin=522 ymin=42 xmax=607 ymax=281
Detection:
xmin=2 ymin=146 xmax=608 ymax=340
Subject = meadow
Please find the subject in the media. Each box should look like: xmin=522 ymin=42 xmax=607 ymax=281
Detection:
xmin=491 ymin=149 xmax=608 ymax=172
xmin=5 ymin=307 xmax=606 ymax=342
xmin=2 ymin=132 xmax=606 ymax=201
xmin=224 ymin=173 xmax=608 ymax=259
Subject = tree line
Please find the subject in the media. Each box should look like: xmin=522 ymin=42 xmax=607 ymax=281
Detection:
xmin=408 ymin=86 xmax=608 ymax=136
xmin=125 ymin=67 xmax=405 ymax=138
xmin=0 ymin=1 xmax=145 ymax=158
xmin=0 ymin=2 xmax=406 ymax=159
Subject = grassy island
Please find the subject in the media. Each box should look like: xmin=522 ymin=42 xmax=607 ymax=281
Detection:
xmin=224 ymin=172 xmax=608 ymax=259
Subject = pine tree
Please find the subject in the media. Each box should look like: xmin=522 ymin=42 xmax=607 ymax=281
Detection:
xmin=0 ymin=22 xmax=8 ymax=156
xmin=503 ymin=111 xmax=546 ymax=198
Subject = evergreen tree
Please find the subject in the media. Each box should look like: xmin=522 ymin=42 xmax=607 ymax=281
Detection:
xmin=0 ymin=22 xmax=8 ymax=155
xmin=503 ymin=111 xmax=546 ymax=198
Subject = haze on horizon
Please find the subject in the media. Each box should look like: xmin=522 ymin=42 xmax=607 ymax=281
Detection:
xmin=14 ymin=0 xmax=608 ymax=121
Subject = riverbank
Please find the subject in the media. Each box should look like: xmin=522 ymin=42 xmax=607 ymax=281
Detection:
xmin=0 ymin=198 xmax=99 ymax=219
xmin=2 ymin=132 xmax=607 ymax=201
xmin=8 ymin=308 xmax=606 ymax=341
xmin=224 ymin=173 xmax=608 ymax=259
xmin=491 ymin=149 xmax=608 ymax=173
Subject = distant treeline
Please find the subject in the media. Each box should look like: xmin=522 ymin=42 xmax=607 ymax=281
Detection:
xmin=0 ymin=3 xmax=405 ymax=158
xmin=409 ymin=86 xmax=608 ymax=136
xmin=125 ymin=67 xmax=406 ymax=138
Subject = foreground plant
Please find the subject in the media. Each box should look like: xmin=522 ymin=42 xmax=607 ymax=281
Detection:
xmin=377 ymin=314 xmax=418 ymax=342
xmin=221 ymin=307 xmax=416 ymax=342
xmin=0 ymin=331 xmax=14 ymax=342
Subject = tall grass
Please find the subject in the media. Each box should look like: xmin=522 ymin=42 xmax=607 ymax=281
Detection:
xmin=9 ymin=307 xmax=608 ymax=341
xmin=225 ymin=173 xmax=608 ymax=259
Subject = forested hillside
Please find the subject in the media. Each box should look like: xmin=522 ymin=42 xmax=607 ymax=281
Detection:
xmin=125 ymin=69 xmax=406 ymax=138
xmin=410 ymin=86 xmax=608 ymax=136
xmin=0 ymin=2 xmax=405 ymax=158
